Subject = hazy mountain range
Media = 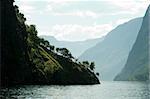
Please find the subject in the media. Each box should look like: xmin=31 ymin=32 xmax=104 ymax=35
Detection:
xmin=39 ymin=6 xmax=149 ymax=81
xmin=114 ymin=5 xmax=149 ymax=81
xmin=79 ymin=17 xmax=142 ymax=80
xmin=39 ymin=35 xmax=104 ymax=58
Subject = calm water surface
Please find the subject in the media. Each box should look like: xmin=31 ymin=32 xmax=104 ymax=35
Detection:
xmin=0 ymin=81 xmax=149 ymax=99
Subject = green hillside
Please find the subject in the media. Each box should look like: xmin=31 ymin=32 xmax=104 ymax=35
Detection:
xmin=1 ymin=0 xmax=99 ymax=86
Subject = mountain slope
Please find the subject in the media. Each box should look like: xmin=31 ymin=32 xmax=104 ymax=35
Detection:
xmin=1 ymin=0 xmax=99 ymax=86
xmin=40 ymin=35 xmax=103 ymax=57
xmin=79 ymin=18 xmax=142 ymax=80
xmin=114 ymin=5 xmax=150 ymax=81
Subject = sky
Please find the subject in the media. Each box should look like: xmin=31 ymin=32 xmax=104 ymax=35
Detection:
xmin=15 ymin=0 xmax=150 ymax=41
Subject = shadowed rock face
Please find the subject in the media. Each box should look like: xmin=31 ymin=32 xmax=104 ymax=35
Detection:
xmin=79 ymin=17 xmax=142 ymax=80
xmin=1 ymin=0 xmax=100 ymax=87
xmin=114 ymin=5 xmax=150 ymax=81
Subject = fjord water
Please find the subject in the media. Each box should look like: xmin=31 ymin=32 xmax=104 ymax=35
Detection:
xmin=1 ymin=81 xmax=149 ymax=99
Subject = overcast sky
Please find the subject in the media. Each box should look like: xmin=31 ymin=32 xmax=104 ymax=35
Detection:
xmin=15 ymin=0 xmax=150 ymax=41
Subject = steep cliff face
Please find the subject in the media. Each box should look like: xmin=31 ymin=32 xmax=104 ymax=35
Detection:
xmin=1 ymin=0 xmax=99 ymax=86
xmin=114 ymin=5 xmax=150 ymax=81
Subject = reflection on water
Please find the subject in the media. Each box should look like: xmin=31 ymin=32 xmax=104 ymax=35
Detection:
xmin=0 ymin=81 xmax=149 ymax=99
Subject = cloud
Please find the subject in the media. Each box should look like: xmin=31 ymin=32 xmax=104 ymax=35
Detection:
xmin=38 ymin=23 xmax=113 ymax=41
xmin=108 ymin=0 xmax=150 ymax=15
xmin=45 ymin=1 xmax=102 ymax=18
xmin=15 ymin=1 xmax=36 ymax=14
xmin=53 ymin=10 xmax=99 ymax=18
xmin=19 ymin=5 xmax=35 ymax=14
xmin=46 ymin=0 xmax=150 ymax=18
xmin=45 ymin=0 xmax=71 ymax=12
xmin=15 ymin=0 xmax=149 ymax=41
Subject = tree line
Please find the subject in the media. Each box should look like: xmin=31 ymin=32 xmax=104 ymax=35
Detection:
xmin=15 ymin=5 xmax=100 ymax=77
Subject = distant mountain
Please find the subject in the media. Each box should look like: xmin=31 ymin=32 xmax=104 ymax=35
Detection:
xmin=39 ymin=35 xmax=104 ymax=58
xmin=114 ymin=5 xmax=149 ymax=81
xmin=79 ymin=17 xmax=142 ymax=80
